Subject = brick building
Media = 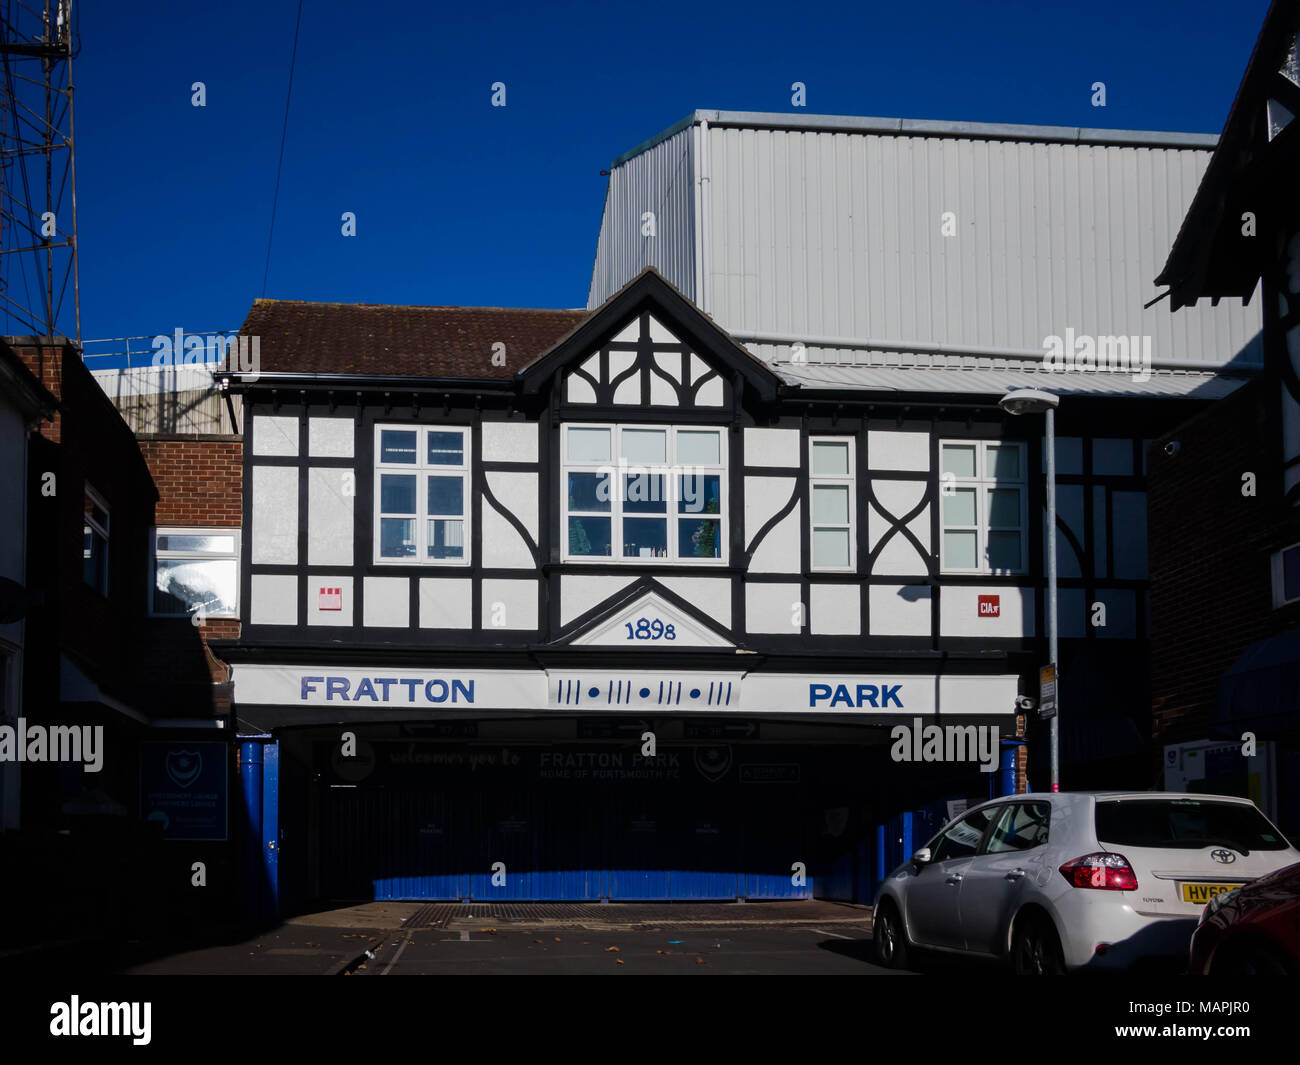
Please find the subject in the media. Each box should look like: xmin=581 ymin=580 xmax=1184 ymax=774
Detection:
xmin=1149 ymin=381 xmax=1295 ymax=745
xmin=0 ymin=341 xmax=57 ymax=832
xmin=89 ymin=352 xmax=245 ymax=712
xmin=0 ymin=337 xmax=241 ymax=951
xmin=1151 ymin=0 xmax=1300 ymax=837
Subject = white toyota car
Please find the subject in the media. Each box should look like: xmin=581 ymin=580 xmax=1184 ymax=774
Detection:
xmin=871 ymin=791 xmax=1300 ymax=973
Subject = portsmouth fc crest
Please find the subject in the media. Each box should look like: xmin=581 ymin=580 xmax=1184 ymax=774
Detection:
xmin=694 ymin=745 xmax=733 ymax=783
xmin=165 ymin=748 xmax=203 ymax=789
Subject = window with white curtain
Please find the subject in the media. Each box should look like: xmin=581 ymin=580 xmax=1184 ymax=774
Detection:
xmin=809 ymin=437 xmax=855 ymax=570
xmin=373 ymin=425 xmax=470 ymax=564
xmin=562 ymin=424 xmax=726 ymax=564
xmin=939 ymin=440 xmax=1028 ymax=574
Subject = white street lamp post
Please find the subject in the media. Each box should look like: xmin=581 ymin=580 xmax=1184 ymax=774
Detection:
xmin=998 ymin=389 xmax=1061 ymax=792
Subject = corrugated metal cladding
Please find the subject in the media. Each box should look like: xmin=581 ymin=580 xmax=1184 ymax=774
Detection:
xmin=767 ymin=353 xmax=1248 ymax=399
xmin=588 ymin=115 xmax=1263 ymax=374
xmin=704 ymin=126 xmax=1260 ymax=370
xmin=90 ymin=366 xmax=238 ymax=434
xmin=587 ymin=126 xmax=696 ymax=308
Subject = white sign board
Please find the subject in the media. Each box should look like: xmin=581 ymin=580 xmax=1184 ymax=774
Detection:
xmin=231 ymin=665 xmax=1020 ymax=716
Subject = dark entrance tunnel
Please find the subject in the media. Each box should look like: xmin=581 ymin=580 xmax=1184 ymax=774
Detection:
xmin=263 ymin=728 xmax=1002 ymax=907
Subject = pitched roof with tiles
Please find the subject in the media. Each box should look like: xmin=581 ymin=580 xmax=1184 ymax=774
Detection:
xmin=237 ymin=299 xmax=590 ymax=380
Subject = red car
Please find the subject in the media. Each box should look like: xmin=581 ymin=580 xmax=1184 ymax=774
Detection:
xmin=1189 ymin=860 xmax=1300 ymax=975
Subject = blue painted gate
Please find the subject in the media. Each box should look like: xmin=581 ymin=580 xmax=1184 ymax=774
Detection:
xmin=317 ymin=754 xmax=816 ymax=902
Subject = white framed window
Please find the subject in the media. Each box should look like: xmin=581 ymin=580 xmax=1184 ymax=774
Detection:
xmin=809 ymin=437 xmax=855 ymax=570
xmin=939 ymin=440 xmax=1028 ymax=574
xmin=150 ymin=527 xmax=240 ymax=618
xmin=83 ymin=483 xmax=110 ymax=595
xmin=562 ymin=423 xmax=726 ymax=564
xmin=1271 ymin=544 xmax=1300 ymax=608
xmin=373 ymin=425 xmax=470 ymax=565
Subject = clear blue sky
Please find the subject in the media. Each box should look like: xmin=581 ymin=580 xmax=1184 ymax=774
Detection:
xmin=65 ymin=0 xmax=1269 ymax=347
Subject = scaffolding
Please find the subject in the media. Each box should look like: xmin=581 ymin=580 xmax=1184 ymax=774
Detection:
xmin=0 ymin=0 xmax=79 ymax=342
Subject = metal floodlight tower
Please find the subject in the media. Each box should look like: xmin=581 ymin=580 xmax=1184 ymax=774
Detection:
xmin=998 ymin=388 xmax=1061 ymax=791
xmin=0 ymin=0 xmax=81 ymax=343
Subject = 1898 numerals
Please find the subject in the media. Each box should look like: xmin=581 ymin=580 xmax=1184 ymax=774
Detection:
xmin=624 ymin=617 xmax=676 ymax=640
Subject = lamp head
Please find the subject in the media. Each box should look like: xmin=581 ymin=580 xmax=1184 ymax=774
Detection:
xmin=998 ymin=389 xmax=1059 ymax=416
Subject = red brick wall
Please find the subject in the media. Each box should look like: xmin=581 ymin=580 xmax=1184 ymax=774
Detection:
xmin=136 ymin=436 xmax=242 ymax=527
xmin=16 ymin=342 xmax=66 ymax=443
xmin=1148 ymin=376 xmax=1300 ymax=744
xmin=134 ymin=435 xmax=243 ymax=685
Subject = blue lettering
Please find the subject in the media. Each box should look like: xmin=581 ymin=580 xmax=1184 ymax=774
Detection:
xmin=354 ymin=678 xmax=378 ymax=701
xmin=855 ymin=684 xmax=879 ymax=707
xmin=809 ymin=683 xmax=832 ymax=707
xmin=375 ymin=678 xmax=396 ymax=702
xmin=829 ymin=684 xmax=853 ymax=708
xmin=452 ymin=679 xmax=474 ymax=704
xmin=301 ymin=676 xmax=323 ymax=699
xmin=399 ymin=679 xmax=420 ymax=702
xmin=881 ymin=684 xmax=903 ymax=708
xmin=325 ymin=677 xmax=351 ymax=702
xmin=426 ymin=679 xmax=449 ymax=703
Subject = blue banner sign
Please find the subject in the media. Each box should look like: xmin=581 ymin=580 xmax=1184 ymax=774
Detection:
xmin=140 ymin=741 xmax=228 ymax=841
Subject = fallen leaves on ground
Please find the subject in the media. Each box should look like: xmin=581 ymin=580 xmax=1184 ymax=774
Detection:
xmin=605 ymin=946 xmax=620 ymax=952
xmin=695 ymin=957 xmax=705 ymax=964
xmin=615 ymin=959 xmax=624 ymax=965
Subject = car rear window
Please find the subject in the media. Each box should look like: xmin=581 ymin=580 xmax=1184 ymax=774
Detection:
xmin=1095 ymin=798 xmax=1289 ymax=853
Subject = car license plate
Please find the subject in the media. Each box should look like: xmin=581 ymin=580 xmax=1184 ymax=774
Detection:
xmin=1181 ymin=882 xmax=1244 ymax=904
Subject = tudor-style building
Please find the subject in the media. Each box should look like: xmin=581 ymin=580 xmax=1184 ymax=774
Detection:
xmin=217 ymin=267 xmax=1175 ymax=907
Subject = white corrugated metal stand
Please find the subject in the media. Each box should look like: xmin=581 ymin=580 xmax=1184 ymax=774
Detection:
xmin=90 ymin=364 xmax=238 ymax=434
xmin=589 ymin=111 xmax=1264 ymax=392
xmin=587 ymin=125 xmax=696 ymax=308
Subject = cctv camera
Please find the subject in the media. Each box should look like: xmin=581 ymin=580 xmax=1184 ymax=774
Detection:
xmin=1015 ymin=695 xmax=1037 ymax=711
xmin=1164 ymin=441 xmax=1181 ymax=456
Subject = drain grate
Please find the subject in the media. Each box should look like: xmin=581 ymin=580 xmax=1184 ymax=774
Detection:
xmin=403 ymin=903 xmax=444 ymax=929
xmin=405 ymin=902 xmax=613 ymax=926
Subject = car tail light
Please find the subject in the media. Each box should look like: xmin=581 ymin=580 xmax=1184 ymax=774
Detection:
xmin=1059 ymin=852 xmax=1138 ymax=890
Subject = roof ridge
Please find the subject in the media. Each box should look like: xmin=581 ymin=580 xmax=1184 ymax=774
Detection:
xmin=251 ymin=298 xmax=587 ymax=314
xmin=610 ymin=109 xmax=1220 ymax=166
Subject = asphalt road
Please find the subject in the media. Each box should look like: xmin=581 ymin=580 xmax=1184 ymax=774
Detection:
xmin=352 ymin=925 xmax=935 ymax=975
